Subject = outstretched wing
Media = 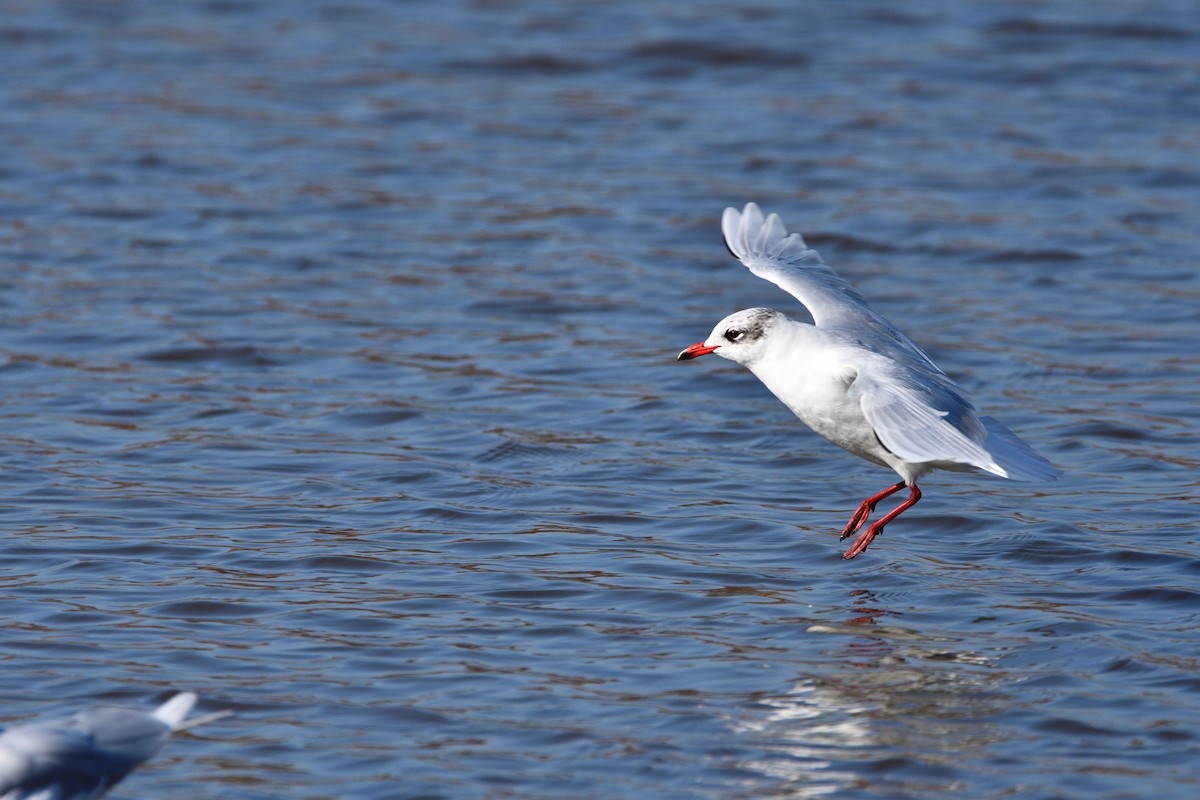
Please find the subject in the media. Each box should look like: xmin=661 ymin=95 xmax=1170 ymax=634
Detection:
xmin=722 ymin=202 xmax=869 ymax=323
xmin=722 ymin=203 xmax=937 ymax=368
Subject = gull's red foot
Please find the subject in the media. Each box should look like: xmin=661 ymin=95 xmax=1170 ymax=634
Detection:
xmin=839 ymin=480 xmax=906 ymax=541
xmin=842 ymin=521 xmax=884 ymax=559
xmin=840 ymin=483 xmax=922 ymax=560
xmin=838 ymin=500 xmax=874 ymax=541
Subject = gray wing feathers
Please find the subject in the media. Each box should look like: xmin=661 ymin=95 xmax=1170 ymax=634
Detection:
xmin=722 ymin=204 xmax=941 ymax=370
xmin=74 ymin=708 xmax=172 ymax=765
xmin=851 ymin=368 xmax=1060 ymax=482
xmin=850 ymin=369 xmax=1001 ymax=473
xmin=722 ymin=203 xmax=870 ymax=323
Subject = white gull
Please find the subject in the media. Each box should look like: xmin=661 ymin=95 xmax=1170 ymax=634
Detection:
xmin=0 ymin=692 xmax=227 ymax=800
xmin=678 ymin=203 xmax=1059 ymax=559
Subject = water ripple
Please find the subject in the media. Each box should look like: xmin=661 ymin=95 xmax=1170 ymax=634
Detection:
xmin=1 ymin=1 xmax=1198 ymax=798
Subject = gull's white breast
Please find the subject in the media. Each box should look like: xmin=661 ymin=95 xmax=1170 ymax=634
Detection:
xmin=743 ymin=321 xmax=896 ymax=470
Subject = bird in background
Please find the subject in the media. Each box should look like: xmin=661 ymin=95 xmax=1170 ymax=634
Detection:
xmin=678 ymin=203 xmax=1060 ymax=559
xmin=0 ymin=692 xmax=229 ymax=800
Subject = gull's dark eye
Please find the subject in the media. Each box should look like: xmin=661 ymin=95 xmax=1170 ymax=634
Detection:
xmin=724 ymin=328 xmax=745 ymax=342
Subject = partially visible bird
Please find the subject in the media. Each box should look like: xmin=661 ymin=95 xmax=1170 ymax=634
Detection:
xmin=678 ymin=203 xmax=1059 ymax=559
xmin=0 ymin=692 xmax=227 ymax=800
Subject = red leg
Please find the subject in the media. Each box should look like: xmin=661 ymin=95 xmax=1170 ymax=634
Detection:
xmin=839 ymin=480 xmax=906 ymax=541
xmin=841 ymin=484 xmax=922 ymax=560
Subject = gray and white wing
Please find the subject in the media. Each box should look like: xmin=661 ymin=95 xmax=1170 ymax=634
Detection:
xmin=848 ymin=365 xmax=1002 ymax=474
xmin=722 ymin=203 xmax=939 ymax=368
xmin=722 ymin=202 xmax=871 ymax=326
xmin=849 ymin=365 xmax=1059 ymax=482
xmin=73 ymin=708 xmax=173 ymax=768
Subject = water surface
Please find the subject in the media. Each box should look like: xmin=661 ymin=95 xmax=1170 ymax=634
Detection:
xmin=1 ymin=1 xmax=1198 ymax=798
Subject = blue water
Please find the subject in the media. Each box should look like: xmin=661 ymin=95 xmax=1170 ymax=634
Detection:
xmin=1 ymin=1 xmax=1198 ymax=798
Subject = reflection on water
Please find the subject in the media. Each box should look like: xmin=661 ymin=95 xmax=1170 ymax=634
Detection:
xmin=734 ymin=591 xmax=1007 ymax=798
xmin=736 ymin=679 xmax=873 ymax=797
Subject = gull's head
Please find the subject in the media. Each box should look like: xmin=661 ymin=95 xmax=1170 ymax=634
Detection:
xmin=677 ymin=308 xmax=784 ymax=367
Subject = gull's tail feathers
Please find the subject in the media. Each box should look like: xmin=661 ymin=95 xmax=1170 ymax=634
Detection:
xmin=979 ymin=417 xmax=1061 ymax=482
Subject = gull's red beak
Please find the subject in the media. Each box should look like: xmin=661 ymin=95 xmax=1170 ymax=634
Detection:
xmin=677 ymin=342 xmax=720 ymax=361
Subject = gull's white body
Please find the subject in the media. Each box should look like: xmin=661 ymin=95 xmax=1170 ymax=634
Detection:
xmin=0 ymin=693 xmax=203 ymax=800
xmin=740 ymin=323 xmax=909 ymax=475
xmin=679 ymin=203 xmax=1059 ymax=557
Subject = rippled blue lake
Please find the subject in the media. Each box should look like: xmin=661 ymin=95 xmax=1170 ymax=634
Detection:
xmin=1 ymin=1 xmax=1198 ymax=798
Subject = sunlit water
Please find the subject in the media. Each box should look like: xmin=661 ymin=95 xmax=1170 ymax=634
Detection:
xmin=1 ymin=1 xmax=1198 ymax=798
